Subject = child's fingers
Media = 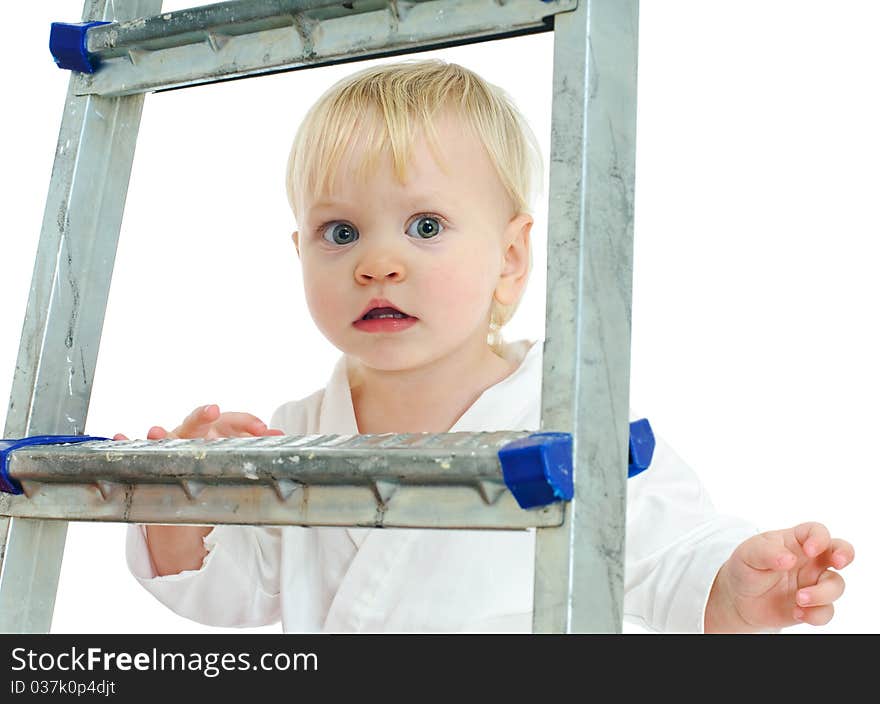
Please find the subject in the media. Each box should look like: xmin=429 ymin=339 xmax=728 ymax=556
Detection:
xmin=171 ymin=404 xmax=220 ymax=438
xmin=739 ymin=534 xmax=797 ymax=572
xmin=113 ymin=433 xmax=129 ymax=441
xmin=830 ymin=538 xmax=855 ymax=569
xmin=793 ymin=603 xmax=834 ymax=627
xmin=797 ymin=569 xmax=845 ymax=608
xmin=793 ymin=521 xmax=832 ymax=559
xmin=213 ymin=413 xmax=272 ymax=437
xmin=156 ymin=408 xmax=277 ymax=440
xmin=267 ymin=428 xmax=285 ymax=436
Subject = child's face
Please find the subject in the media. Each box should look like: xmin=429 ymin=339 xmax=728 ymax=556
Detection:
xmin=292 ymin=110 xmax=531 ymax=372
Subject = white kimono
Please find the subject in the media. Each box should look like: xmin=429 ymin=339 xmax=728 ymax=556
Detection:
xmin=126 ymin=338 xmax=757 ymax=632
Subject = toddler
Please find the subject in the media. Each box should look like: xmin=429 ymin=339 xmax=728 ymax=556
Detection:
xmin=118 ymin=59 xmax=853 ymax=633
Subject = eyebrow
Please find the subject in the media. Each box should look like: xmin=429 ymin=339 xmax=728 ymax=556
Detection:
xmin=306 ymin=199 xmax=343 ymax=212
xmin=308 ymin=194 xmax=445 ymax=213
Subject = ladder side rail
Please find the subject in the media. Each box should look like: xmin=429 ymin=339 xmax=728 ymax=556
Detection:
xmin=0 ymin=0 xmax=164 ymax=634
xmin=533 ymin=0 xmax=639 ymax=633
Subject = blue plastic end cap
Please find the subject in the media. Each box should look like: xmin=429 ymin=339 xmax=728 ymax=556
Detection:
xmin=628 ymin=418 xmax=655 ymax=478
xmin=0 ymin=440 xmax=23 ymax=494
xmin=498 ymin=432 xmax=573 ymax=509
xmin=0 ymin=435 xmax=110 ymax=494
xmin=50 ymin=21 xmax=111 ymax=73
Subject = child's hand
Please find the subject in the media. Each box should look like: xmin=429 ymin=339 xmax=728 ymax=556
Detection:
xmin=112 ymin=404 xmax=285 ymax=441
xmin=705 ymin=521 xmax=854 ymax=632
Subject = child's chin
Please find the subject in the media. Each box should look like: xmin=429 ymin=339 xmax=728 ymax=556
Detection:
xmin=360 ymin=355 xmax=416 ymax=372
xmin=349 ymin=344 xmax=426 ymax=371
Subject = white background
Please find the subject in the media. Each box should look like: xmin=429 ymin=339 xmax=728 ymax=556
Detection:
xmin=1 ymin=2 xmax=877 ymax=634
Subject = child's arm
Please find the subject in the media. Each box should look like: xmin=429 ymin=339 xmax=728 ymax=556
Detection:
xmin=114 ymin=404 xmax=284 ymax=577
xmin=144 ymin=525 xmax=214 ymax=576
xmin=704 ymin=521 xmax=854 ymax=632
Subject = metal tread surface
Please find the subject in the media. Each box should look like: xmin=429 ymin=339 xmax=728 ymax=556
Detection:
xmin=0 ymin=433 xmax=564 ymax=528
xmin=73 ymin=0 xmax=577 ymax=96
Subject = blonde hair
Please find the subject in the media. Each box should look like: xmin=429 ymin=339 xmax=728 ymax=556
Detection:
xmin=285 ymin=59 xmax=542 ymax=356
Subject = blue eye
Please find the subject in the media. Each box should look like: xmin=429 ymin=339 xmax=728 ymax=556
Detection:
xmin=322 ymin=221 xmax=359 ymax=245
xmin=405 ymin=215 xmax=443 ymax=239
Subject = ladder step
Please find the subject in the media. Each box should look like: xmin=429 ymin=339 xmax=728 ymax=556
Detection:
xmin=52 ymin=0 xmax=577 ymax=96
xmin=1 ymin=432 xmax=566 ymax=529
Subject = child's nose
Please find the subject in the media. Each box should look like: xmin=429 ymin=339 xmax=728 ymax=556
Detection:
xmin=354 ymin=248 xmax=407 ymax=284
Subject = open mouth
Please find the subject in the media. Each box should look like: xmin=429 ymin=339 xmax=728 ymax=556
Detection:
xmin=353 ymin=301 xmax=419 ymax=332
xmin=360 ymin=306 xmax=414 ymax=321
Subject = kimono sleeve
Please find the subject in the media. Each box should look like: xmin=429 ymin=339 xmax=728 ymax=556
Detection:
xmin=126 ymin=523 xmax=282 ymax=628
xmin=623 ymin=426 xmax=759 ymax=633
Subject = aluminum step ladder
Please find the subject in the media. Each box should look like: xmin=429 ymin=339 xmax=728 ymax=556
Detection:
xmin=0 ymin=0 xmax=639 ymax=634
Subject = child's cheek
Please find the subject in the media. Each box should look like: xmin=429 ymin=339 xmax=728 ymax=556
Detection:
xmin=300 ymin=260 xmax=349 ymax=340
xmin=421 ymin=258 xmax=494 ymax=328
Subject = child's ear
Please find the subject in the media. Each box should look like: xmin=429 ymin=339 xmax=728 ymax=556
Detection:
xmin=494 ymin=213 xmax=533 ymax=306
xmin=292 ymin=230 xmax=300 ymax=257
